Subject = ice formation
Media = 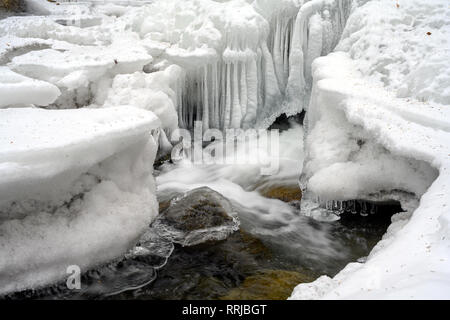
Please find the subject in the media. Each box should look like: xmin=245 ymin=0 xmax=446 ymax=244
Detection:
xmin=0 ymin=107 xmax=160 ymax=294
xmin=0 ymin=66 xmax=60 ymax=107
xmin=0 ymin=0 xmax=449 ymax=299
xmin=0 ymin=0 xmax=352 ymax=130
xmin=126 ymin=0 xmax=351 ymax=129
xmin=291 ymin=0 xmax=450 ymax=299
xmin=100 ymin=65 xmax=185 ymax=133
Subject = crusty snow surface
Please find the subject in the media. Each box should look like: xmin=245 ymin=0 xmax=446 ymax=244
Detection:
xmin=0 ymin=106 xmax=160 ymax=294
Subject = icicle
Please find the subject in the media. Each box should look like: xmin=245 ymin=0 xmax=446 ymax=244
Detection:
xmin=224 ymin=62 xmax=232 ymax=128
xmin=305 ymin=13 xmax=323 ymax=86
xmin=202 ymin=65 xmax=209 ymax=130
xmin=212 ymin=62 xmax=220 ymax=128
xmin=283 ymin=19 xmax=292 ymax=81
xmin=256 ymin=47 xmax=263 ymax=115
xmin=360 ymin=201 xmax=368 ymax=217
xmin=230 ymin=63 xmax=242 ymax=128
xmin=272 ymin=16 xmax=285 ymax=92
xmin=239 ymin=62 xmax=247 ymax=118
xmin=350 ymin=200 xmax=357 ymax=214
xmin=177 ymin=75 xmax=185 ymax=128
xmin=196 ymin=70 xmax=202 ymax=125
xmin=370 ymin=203 xmax=376 ymax=215
xmin=188 ymin=76 xmax=194 ymax=128
xmin=260 ymin=40 xmax=282 ymax=110
xmin=338 ymin=201 xmax=345 ymax=214
xmin=220 ymin=61 xmax=226 ymax=129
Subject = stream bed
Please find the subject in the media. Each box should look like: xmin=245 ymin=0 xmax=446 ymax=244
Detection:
xmin=4 ymin=123 xmax=402 ymax=300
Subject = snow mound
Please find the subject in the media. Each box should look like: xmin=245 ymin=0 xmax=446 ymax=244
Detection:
xmin=0 ymin=36 xmax=52 ymax=65
xmin=100 ymin=65 xmax=185 ymax=133
xmin=291 ymin=0 xmax=450 ymax=300
xmin=302 ymin=54 xmax=439 ymax=202
xmin=0 ymin=106 xmax=160 ymax=295
xmin=291 ymin=52 xmax=450 ymax=299
xmin=9 ymin=38 xmax=152 ymax=90
xmin=0 ymin=67 xmax=60 ymax=108
xmin=337 ymin=0 xmax=450 ymax=105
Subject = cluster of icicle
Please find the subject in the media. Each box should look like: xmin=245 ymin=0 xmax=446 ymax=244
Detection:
xmin=177 ymin=0 xmax=352 ymax=130
xmin=322 ymin=199 xmax=379 ymax=217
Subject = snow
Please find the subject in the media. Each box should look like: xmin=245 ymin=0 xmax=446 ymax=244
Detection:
xmin=0 ymin=66 xmax=60 ymax=107
xmin=291 ymin=0 xmax=450 ymax=299
xmin=99 ymin=65 xmax=184 ymax=133
xmin=1 ymin=0 xmax=350 ymax=127
xmin=0 ymin=0 xmax=449 ymax=299
xmin=0 ymin=106 xmax=160 ymax=294
xmin=121 ymin=0 xmax=351 ymax=129
xmin=9 ymin=39 xmax=152 ymax=90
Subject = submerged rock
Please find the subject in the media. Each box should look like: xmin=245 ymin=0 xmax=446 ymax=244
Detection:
xmin=260 ymin=185 xmax=302 ymax=202
xmin=121 ymin=228 xmax=275 ymax=300
xmin=152 ymin=187 xmax=240 ymax=246
xmin=220 ymin=269 xmax=314 ymax=300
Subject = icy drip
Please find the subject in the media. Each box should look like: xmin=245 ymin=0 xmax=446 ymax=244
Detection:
xmin=319 ymin=199 xmax=397 ymax=218
xmin=177 ymin=0 xmax=352 ymax=130
xmin=267 ymin=13 xmax=295 ymax=94
xmin=179 ymin=54 xmax=260 ymax=130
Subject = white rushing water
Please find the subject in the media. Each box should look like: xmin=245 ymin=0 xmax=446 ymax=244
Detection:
xmin=156 ymin=123 xmax=346 ymax=267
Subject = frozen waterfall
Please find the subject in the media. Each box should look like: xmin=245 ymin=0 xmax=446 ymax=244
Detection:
xmin=170 ymin=0 xmax=352 ymax=130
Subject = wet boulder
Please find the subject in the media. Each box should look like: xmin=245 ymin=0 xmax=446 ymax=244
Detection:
xmin=259 ymin=185 xmax=302 ymax=202
xmin=220 ymin=269 xmax=314 ymax=300
xmin=153 ymin=187 xmax=240 ymax=246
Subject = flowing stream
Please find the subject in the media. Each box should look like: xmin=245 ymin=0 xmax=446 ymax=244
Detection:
xmin=6 ymin=118 xmax=401 ymax=300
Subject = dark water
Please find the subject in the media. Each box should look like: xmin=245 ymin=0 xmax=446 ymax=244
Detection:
xmin=4 ymin=196 xmax=401 ymax=300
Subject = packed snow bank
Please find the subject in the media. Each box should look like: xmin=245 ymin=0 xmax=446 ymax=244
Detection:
xmin=0 ymin=106 xmax=160 ymax=295
xmin=8 ymin=37 xmax=152 ymax=108
xmin=0 ymin=66 xmax=60 ymax=107
xmin=337 ymin=0 xmax=450 ymax=105
xmin=291 ymin=0 xmax=450 ymax=298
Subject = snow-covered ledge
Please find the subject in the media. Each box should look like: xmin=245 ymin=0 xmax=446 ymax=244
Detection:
xmin=290 ymin=52 xmax=450 ymax=299
xmin=0 ymin=106 xmax=160 ymax=295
